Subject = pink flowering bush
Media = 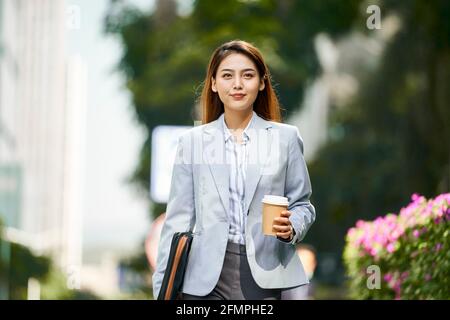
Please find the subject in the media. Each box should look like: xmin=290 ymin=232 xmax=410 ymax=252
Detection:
xmin=343 ymin=193 xmax=450 ymax=299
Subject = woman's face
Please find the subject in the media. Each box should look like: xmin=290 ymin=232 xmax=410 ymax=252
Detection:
xmin=212 ymin=53 xmax=265 ymax=113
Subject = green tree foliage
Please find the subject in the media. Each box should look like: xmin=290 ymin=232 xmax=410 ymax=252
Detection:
xmin=306 ymin=0 xmax=450 ymax=255
xmin=39 ymin=267 xmax=99 ymax=300
xmin=0 ymin=219 xmax=98 ymax=300
xmin=118 ymin=242 xmax=153 ymax=298
xmin=0 ymin=220 xmax=50 ymax=299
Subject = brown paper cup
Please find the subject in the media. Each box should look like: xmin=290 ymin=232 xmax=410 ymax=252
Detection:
xmin=262 ymin=195 xmax=289 ymax=236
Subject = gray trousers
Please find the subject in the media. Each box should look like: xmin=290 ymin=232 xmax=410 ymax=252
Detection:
xmin=182 ymin=241 xmax=282 ymax=300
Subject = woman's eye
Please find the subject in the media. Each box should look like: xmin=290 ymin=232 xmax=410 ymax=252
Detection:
xmin=243 ymin=73 xmax=254 ymax=78
xmin=223 ymin=74 xmax=232 ymax=78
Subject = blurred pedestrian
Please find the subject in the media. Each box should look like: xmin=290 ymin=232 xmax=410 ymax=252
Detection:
xmin=281 ymin=244 xmax=317 ymax=300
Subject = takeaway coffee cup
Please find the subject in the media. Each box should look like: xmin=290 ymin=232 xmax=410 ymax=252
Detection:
xmin=262 ymin=195 xmax=289 ymax=236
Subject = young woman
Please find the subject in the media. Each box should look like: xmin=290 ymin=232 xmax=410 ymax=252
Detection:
xmin=153 ymin=40 xmax=316 ymax=300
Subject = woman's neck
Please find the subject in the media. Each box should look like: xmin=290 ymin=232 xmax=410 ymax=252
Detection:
xmin=223 ymin=108 xmax=253 ymax=130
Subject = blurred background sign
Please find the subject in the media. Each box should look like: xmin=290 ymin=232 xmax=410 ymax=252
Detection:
xmin=150 ymin=125 xmax=192 ymax=204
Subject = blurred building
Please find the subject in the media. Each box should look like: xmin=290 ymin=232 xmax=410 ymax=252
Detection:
xmin=0 ymin=0 xmax=21 ymax=229
xmin=0 ymin=0 xmax=85 ymax=275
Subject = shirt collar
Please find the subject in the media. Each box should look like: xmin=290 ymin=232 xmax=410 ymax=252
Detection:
xmin=221 ymin=111 xmax=255 ymax=143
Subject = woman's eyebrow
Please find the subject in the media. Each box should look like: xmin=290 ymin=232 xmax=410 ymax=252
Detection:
xmin=219 ymin=68 xmax=256 ymax=73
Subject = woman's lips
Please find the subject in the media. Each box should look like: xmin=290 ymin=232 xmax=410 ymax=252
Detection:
xmin=230 ymin=94 xmax=246 ymax=100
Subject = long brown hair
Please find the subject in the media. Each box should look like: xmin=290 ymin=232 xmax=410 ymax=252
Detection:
xmin=200 ymin=40 xmax=282 ymax=124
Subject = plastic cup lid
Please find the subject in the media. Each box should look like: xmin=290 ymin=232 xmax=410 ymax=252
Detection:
xmin=262 ymin=195 xmax=289 ymax=206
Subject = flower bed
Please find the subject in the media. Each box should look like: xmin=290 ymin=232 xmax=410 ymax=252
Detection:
xmin=343 ymin=193 xmax=450 ymax=299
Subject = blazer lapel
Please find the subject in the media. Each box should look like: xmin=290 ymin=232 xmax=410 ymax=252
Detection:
xmin=203 ymin=118 xmax=230 ymax=215
xmin=203 ymin=113 xmax=273 ymax=217
xmin=244 ymin=114 xmax=273 ymax=215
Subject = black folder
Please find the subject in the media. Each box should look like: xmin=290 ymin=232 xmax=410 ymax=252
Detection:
xmin=157 ymin=231 xmax=193 ymax=300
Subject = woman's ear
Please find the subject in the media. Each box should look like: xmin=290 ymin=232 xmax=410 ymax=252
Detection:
xmin=211 ymin=77 xmax=217 ymax=92
xmin=259 ymin=78 xmax=265 ymax=91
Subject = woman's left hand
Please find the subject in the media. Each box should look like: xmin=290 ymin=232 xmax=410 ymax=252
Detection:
xmin=273 ymin=210 xmax=294 ymax=241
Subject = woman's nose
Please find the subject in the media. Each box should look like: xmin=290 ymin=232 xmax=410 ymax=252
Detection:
xmin=233 ymin=76 xmax=243 ymax=89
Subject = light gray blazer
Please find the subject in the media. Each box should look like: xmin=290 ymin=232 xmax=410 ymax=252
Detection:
xmin=152 ymin=112 xmax=316 ymax=298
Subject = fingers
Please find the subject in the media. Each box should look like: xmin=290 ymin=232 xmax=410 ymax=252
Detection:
xmin=273 ymin=210 xmax=293 ymax=239
xmin=276 ymin=225 xmax=293 ymax=239
xmin=272 ymin=224 xmax=291 ymax=232
xmin=273 ymin=217 xmax=289 ymax=225
xmin=276 ymin=230 xmax=292 ymax=239
xmin=280 ymin=210 xmax=291 ymax=217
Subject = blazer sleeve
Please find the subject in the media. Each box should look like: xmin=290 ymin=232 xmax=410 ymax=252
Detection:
xmin=152 ymin=133 xmax=196 ymax=299
xmin=283 ymin=126 xmax=316 ymax=245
